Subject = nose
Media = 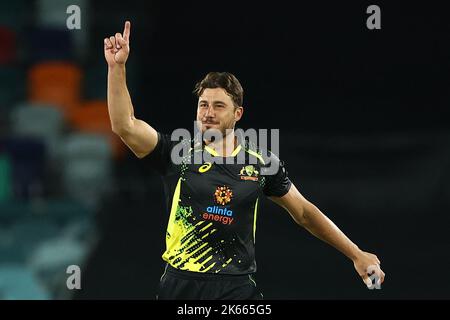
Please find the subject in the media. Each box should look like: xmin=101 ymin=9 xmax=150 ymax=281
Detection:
xmin=204 ymin=103 xmax=215 ymax=118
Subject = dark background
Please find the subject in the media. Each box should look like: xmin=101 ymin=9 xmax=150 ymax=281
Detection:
xmin=1 ymin=1 xmax=449 ymax=299
xmin=77 ymin=1 xmax=450 ymax=299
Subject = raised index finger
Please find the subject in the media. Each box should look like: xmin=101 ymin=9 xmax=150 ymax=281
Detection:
xmin=123 ymin=21 xmax=131 ymax=41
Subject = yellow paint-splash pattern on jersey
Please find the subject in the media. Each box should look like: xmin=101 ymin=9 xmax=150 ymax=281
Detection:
xmin=162 ymin=178 xmax=219 ymax=272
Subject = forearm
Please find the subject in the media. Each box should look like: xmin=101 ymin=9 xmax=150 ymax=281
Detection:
xmin=300 ymin=202 xmax=361 ymax=261
xmin=107 ymin=64 xmax=135 ymax=134
xmin=272 ymin=184 xmax=385 ymax=285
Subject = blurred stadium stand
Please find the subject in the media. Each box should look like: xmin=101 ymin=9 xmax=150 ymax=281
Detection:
xmin=0 ymin=0 xmax=106 ymax=299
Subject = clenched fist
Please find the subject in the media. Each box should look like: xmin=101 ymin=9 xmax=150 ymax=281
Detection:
xmin=104 ymin=21 xmax=131 ymax=67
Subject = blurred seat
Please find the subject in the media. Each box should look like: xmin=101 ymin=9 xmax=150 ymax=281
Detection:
xmin=29 ymin=237 xmax=87 ymax=273
xmin=0 ymin=200 xmax=29 ymax=223
xmin=10 ymin=103 xmax=64 ymax=161
xmin=5 ymin=218 xmax=60 ymax=264
xmin=69 ymin=100 xmax=126 ymax=159
xmin=0 ymin=244 xmax=28 ymax=264
xmin=28 ymin=62 xmax=82 ymax=119
xmin=0 ymin=0 xmax=30 ymax=32
xmin=61 ymin=133 xmax=113 ymax=209
xmin=83 ymin=62 xmax=107 ymax=100
xmin=0 ymin=198 xmax=91 ymax=228
xmin=41 ymin=198 xmax=92 ymax=225
xmin=0 ymin=222 xmax=28 ymax=265
xmin=37 ymin=0 xmax=87 ymax=26
xmin=25 ymin=27 xmax=74 ymax=63
xmin=1 ymin=136 xmax=46 ymax=200
xmin=29 ymin=236 xmax=88 ymax=299
xmin=12 ymin=218 xmax=61 ymax=246
xmin=0 ymin=66 xmax=25 ymax=111
xmin=0 ymin=154 xmax=13 ymax=201
xmin=0 ymin=264 xmax=50 ymax=299
xmin=0 ymin=27 xmax=17 ymax=65
xmin=36 ymin=0 xmax=90 ymax=61
xmin=62 ymin=217 xmax=96 ymax=243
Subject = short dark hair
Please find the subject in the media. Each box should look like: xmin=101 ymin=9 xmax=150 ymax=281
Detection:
xmin=193 ymin=72 xmax=244 ymax=108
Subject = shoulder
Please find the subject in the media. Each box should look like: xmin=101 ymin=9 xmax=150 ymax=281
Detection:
xmin=243 ymin=139 xmax=282 ymax=174
xmin=157 ymin=131 xmax=193 ymax=151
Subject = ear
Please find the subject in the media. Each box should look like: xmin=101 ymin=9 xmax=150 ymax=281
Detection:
xmin=234 ymin=106 xmax=243 ymax=122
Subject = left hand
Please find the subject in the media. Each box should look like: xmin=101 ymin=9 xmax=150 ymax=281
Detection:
xmin=353 ymin=250 xmax=385 ymax=289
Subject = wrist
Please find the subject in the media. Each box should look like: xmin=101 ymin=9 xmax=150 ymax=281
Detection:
xmin=108 ymin=63 xmax=126 ymax=72
xmin=348 ymin=245 xmax=363 ymax=262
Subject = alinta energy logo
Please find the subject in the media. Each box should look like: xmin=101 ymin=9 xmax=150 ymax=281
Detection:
xmin=202 ymin=186 xmax=234 ymax=225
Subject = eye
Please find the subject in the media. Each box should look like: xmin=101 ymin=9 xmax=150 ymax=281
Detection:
xmin=199 ymin=103 xmax=208 ymax=108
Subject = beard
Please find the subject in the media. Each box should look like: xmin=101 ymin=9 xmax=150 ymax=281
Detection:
xmin=199 ymin=118 xmax=235 ymax=142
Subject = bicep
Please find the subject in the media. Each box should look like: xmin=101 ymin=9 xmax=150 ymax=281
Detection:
xmin=118 ymin=118 xmax=158 ymax=158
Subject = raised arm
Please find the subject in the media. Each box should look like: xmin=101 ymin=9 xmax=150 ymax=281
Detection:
xmin=270 ymin=183 xmax=385 ymax=288
xmin=104 ymin=21 xmax=158 ymax=158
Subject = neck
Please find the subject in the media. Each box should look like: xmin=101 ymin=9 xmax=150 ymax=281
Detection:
xmin=204 ymin=129 xmax=237 ymax=156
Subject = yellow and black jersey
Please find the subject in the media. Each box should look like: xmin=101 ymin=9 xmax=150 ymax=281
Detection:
xmin=145 ymin=131 xmax=291 ymax=275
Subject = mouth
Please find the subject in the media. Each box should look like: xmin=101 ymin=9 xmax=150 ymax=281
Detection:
xmin=202 ymin=122 xmax=219 ymax=127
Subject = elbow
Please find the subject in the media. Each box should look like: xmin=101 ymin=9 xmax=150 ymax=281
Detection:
xmin=297 ymin=202 xmax=321 ymax=228
xmin=295 ymin=203 xmax=315 ymax=227
xmin=111 ymin=125 xmax=125 ymax=136
xmin=296 ymin=210 xmax=308 ymax=227
xmin=111 ymin=120 xmax=133 ymax=137
xmin=135 ymin=152 xmax=148 ymax=159
xmin=288 ymin=205 xmax=307 ymax=227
